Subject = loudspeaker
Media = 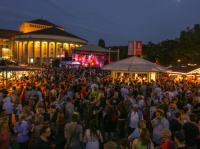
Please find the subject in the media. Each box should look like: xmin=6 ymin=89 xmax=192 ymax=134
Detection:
xmin=65 ymin=51 xmax=68 ymax=58
xmin=52 ymin=59 xmax=60 ymax=67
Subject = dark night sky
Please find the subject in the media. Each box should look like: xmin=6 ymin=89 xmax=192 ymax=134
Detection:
xmin=0 ymin=0 xmax=200 ymax=46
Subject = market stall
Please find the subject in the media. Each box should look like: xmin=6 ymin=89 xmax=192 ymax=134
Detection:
xmin=101 ymin=56 xmax=170 ymax=83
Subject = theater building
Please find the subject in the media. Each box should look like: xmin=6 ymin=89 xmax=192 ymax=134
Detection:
xmin=0 ymin=19 xmax=88 ymax=65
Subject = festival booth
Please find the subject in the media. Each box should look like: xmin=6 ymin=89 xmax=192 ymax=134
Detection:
xmin=0 ymin=66 xmax=45 ymax=88
xmin=72 ymin=44 xmax=116 ymax=67
xmin=101 ymin=56 xmax=170 ymax=83
xmin=167 ymin=64 xmax=200 ymax=83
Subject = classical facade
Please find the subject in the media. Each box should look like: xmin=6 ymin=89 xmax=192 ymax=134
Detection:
xmin=0 ymin=19 xmax=88 ymax=65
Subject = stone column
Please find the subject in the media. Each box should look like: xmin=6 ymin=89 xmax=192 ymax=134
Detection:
xmin=40 ymin=41 xmax=42 ymax=65
xmin=33 ymin=41 xmax=35 ymax=64
xmin=47 ymin=41 xmax=49 ymax=65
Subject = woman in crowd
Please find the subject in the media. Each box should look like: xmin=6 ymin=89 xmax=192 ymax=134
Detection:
xmin=83 ymin=119 xmax=103 ymax=149
xmin=158 ymin=129 xmax=173 ymax=149
xmin=55 ymin=111 xmax=66 ymax=149
xmin=132 ymin=128 xmax=153 ymax=149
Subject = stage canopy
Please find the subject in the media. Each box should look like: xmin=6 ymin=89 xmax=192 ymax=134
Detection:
xmin=102 ymin=56 xmax=170 ymax=72
xmin=72 ymin=44 xmax=115 ymax=52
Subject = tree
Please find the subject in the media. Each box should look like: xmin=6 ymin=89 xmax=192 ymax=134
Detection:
xmin=98 ymin=39 xmax=105 ymax=48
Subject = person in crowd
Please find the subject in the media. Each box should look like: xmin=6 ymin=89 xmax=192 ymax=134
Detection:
xmin=29 ymin=115 xmax=44 ymax=149
xmin=13 ymin=98 xmax=22 ymax=121
xmin=20 ymin=106 xmax=33 ymax=130
xmin=15 ymin=115 xmax=29 ymax=149
xmin=34 ymin=125 xmax=52 ymax=149
xmin=104 ymin=141 xmax=117 ymax=149
xmin=173 ymin=131 xmax=189 ymax=149
xmin=64 ymin=112 xmax=83 ymax=149
xmin=167 ymin=101 xmax=179 ymax=120
xmin=2 ymin=90 xmax=13 ymax=124
xmin=128 ymin=119 xmax=146 ymax=141
xmin=186 ymin=98 xmax=194 ymax=115
xmin=117 ymin=101 xmax=128 ymax=139
xmin=132 ymin=128 xmax=153 ymax=149
xmin=150 ymin=102 xmax=159 ymax=120
xmin=10 ymin=86 xmax=18 ymax=103
xmin=103 ymin=99 xmax=119 ymax=142
xmin=0 ymin=110 xmax=10 ymax=149
xmin=158 ymin=129 xmax=173 ymax=149
xmin=65 ymin=96 xmax=74 ymax=123
xmin=182 ymin=106 xmax=190 ymax=123
xmin=83 ymin=119 xmax=103 ymax=149
xmin=183 ymin=113 xmax=199 ymax=149
xmin=55 ymin=111 xmax=66 ymax=149
xmin=169 ymin=111 xmax=183 ymax=135
xmin=127 ymin=104 xmax=143 ymax=136
xmin=141 ymin=101 xmax=149 ymax=127
xmin=151 ymin=109 xmax=169 ymax=147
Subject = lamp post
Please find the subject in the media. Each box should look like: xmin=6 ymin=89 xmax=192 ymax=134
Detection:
xmin=117 ymin=49 xmax=119 ymax=61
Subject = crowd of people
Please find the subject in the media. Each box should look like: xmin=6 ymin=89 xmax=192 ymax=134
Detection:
xmin=0 ymin=67 xmax=200 ymax=149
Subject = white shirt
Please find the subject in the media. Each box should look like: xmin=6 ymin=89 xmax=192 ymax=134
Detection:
xmin=129 ymin=111 xmax=139 ymax=128
xmin=3 ymin=96 xmax=13 ymax=114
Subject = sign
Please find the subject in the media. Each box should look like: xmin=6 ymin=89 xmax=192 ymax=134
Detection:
xmin=128 ymin=41 xmax=134 ymax=55
xmin=128 ymin=41 xmax=142 ymax=56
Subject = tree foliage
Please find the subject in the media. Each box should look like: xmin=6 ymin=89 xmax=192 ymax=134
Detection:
xmin=107 ymin=24 xmax=200 ymax=66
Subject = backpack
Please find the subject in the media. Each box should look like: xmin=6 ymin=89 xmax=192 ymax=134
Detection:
xmin=110 ymin=112 xmax=118 ymax=125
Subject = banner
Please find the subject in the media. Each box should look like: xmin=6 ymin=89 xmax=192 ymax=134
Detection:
xmin=128 ymin=41 xmax=142 ymax=56
xmin=128 ymin=41 xmax=134 ymax=55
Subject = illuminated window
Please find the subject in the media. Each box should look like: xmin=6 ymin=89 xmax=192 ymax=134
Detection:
xmin=50 ymin=43 xmax=54 ymax=56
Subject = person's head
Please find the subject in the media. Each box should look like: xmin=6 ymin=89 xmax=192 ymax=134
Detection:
xmin=170 ymin=101 xmax=176 ymax=109
xmin=50 ymin=104 xmax=56 ymax=112
xmin=40 ymin=125 xmax=51 ymax=138
xmin=35 ymin=115 xmax=44 ymax=125
xmin=114 ymin=91 xmax=118 ymax=97
xmin=173 ymin=131 xmax=185 ymax=144
xmin=138 ymin=119 xmax=146 ymax=129
xmin=171 ymin=97 xmax=178 ymax=103
xmin=140 ymin=128 xmax=150 ymax=146
xmin=183 ymin=106 xmax=189 ymax=114
xmin=133 ymin=104 xmax=139 ymax=112
xmin=175 ymin=111 xmax=182 ymax=120
xmin=89 ymin=119 xmax=98 ymax=132
xmin=104 ymin=141 xmax=117 ymax=149
xmin=120 ymin=139 xmax=130 ymax=149
xmin=161 ymin=129 xmax=172 ymax=139
xmin=72 ymin=112 xmax=79 ymax=122
xmin=189 ymin=113 xmax=197 ymax=122
xmin=156 ymin=109 xmax=164 ymax=120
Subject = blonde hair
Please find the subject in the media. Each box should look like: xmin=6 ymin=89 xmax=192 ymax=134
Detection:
xmin=138 ymin=120 xmax=146 ymax=129
xmin=162 ymin=129 xmax=172 ymax=138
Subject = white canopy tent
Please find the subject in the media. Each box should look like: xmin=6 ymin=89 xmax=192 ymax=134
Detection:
xmin=102 ymin=56 xmax=170 ymax=82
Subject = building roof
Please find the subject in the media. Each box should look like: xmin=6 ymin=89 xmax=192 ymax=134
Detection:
xmin=0 ymin=66 xmax=45 ymax=71
xmin=0 ymin=29 xmax=21 ymax=39
xmin=102 ymin=56 xmax=170 ymax=72
xmin=72 ymin=44 xmax=115 ymax=52
xmin=20 ymin=27 xmax=87 ymax=42
xmin=169 ymin=65 xmax=200 ymax=74
xmin=26 ymin=19 xmax=62 ymax=28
